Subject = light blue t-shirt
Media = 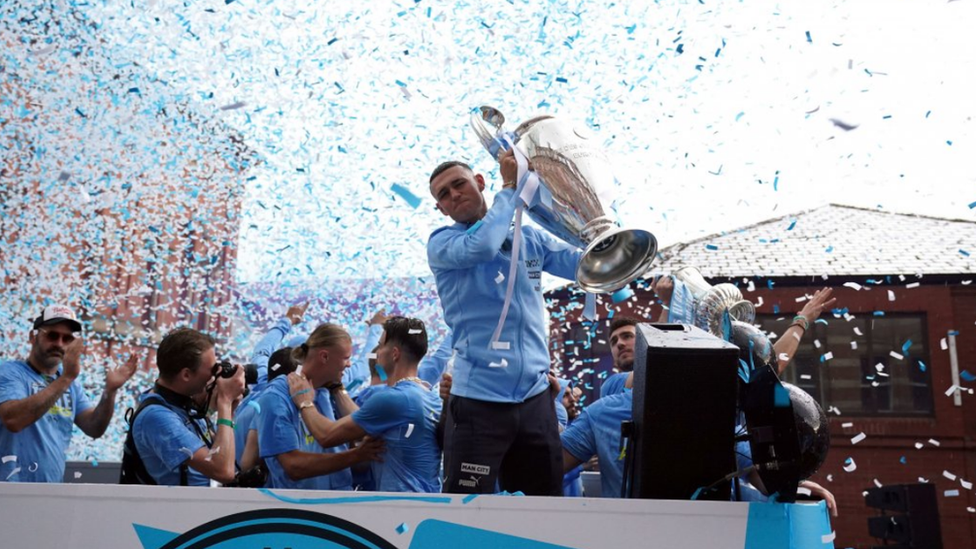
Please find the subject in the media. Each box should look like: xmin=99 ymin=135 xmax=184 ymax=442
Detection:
xmin=233 ymin=390 xmax=263 ymax=465
xmin=131 ymin=393 xmax=211 ymax=486
xmin=600 ymin=371 xmax=630 ymax=399
xmin=351 ymin=380 xmax=442 ymax=493
xmin=560 ymin=389 xmax=632 ymax=498
xmin=258 ymin=377 xmax=352 ymax=490
xmin=0 ymin=360 xmax=93 ymax=483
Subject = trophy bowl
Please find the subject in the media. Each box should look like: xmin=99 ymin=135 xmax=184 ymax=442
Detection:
xmin=471 ymin=107 xmax=657 ymax=294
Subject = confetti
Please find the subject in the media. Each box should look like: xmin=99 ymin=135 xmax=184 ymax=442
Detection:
xmin=396 ymin=523 xmax=410 ymax=535
xmin=851 ymin=433 xmax=866 ymax=445
xmin=843 ymin=458 xmax=857 ymax=472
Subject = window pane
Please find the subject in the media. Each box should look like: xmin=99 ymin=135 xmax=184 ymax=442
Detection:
xmin=757 ymin=313 xmax=932 ymax=416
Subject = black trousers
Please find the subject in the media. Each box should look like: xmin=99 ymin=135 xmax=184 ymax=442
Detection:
xmin=442 ymin=390 xmax=563 ymax=496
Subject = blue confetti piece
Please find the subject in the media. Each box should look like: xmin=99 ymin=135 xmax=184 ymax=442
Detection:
xmin=705 ymin=244 xmax=718 ymax=251
xmin=959 ymin=249 xmax=970 ymax=257
xmin=396 ymin=523 xmax=409 ymax=535
xmin=926 ymin=110 xmax=932 ymax=118
xmin=949 ymin=330 xmax=960 ymax=336
xmin=395 ymin=79 xmax=407 ymax=87
xmin=773 ymin=170 xmax=780 ymax=191
xmin=947 ymin=140 xmax=953 ymax=146
xmin=899 ymin=456 xmax=907 ymax=465
xmin=773 ymin=304 xmax=780 ymax=314
xmin=815 ymin=319 xmax=828 ymax=325
xmin=902 ymin=339 xmax=913 ymax=354
xmin=918 ymin=360 xmax=926 ymax=372
xmin=805 ymin=31 xmax=812 ymax=43
xmin=968 ymin=201 xmax=976 ymax=209
xmin=735 ymin=111 xmax=745 ymax=122
xmin=873 ymin=311 xmax=885 ymax=317
xmin=555 ymin=76 xmax=568 ymax=83
xmin=462 ymin=494 xmax=479 ymax=504
xmin=825 ymin=246 xmax=834 ymax=253
xmin=961 ymin=370 xmax=976 ymax=382
xmin=773 ymin=384 xmax=791 ymax=407
xmin=612 ymin=287 xmax=635 ymax=303
xmin=390 ymin=183 xmax=422 ymax=209
xmin=786 ymin=219 xmax=797 ymax=230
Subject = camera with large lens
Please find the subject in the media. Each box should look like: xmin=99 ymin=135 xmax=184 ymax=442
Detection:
xmin=212 ymin=361 xmax=259 ymax=385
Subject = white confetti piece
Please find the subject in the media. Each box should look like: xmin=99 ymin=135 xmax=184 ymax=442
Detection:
xmin=495 ymin=271 xmax=505 ymax=284
xmin=408 ymin=329 xmax=423 ymax=334
xmin=843 ymin=458 xmax=857 ymax=472
xmin=367 ymin=353 xmax=377 ymax=360
xmin=887 ymin=290 xmax=896 ymax=301
xmin=5 ymin=467 xmax=21 ymax=480
xmin=854 ymin=327 xmax=863 ymax=336
xmin=822 ymin=352 xmax=833 ymax=361
xmin=1 ymin=455 xmax=16 ymax=464
xmin=905 ymin=282 xmax=919 ymax=289
xmin=915 ymin=442 xmax=924 ymax=449
xmin=946 ymin=385 xmax=960 ymax=397
xmin=851 ymin=341 xmax=858 ymax=349
xmin=488 ymin=359 xmax=508 ymax=368
xmin=875 ymin=363 xmax=885 ymax=372
xmin=843 ymin=282 xmax=862 ymax=291
xmin=874 ymin=479 xmax=883 ymax=488
xmin=943 ymin=470 xmax=957 ymax=481
xmin=778 ymin=353 xmax=790 ymax=362
xmin=961 ymin=479 xmax=973 ymax=490
xmin=851 ymin=432 xmax=867 ymax=445
xmin=821 ymin=532 xmax=836 ymax=544
xmin=841 ymin=422 xmax=853 ymax=428
xmin=813 ymin=339 xmax=821 ymax=348
xmin=491 ymin=341 xmax=510 ymax=351
xmin=946 ymin=490 xmax=960 ymax=497
xmin=404 ymin=423 xmax=415 ymax=438
xmin=826 ymin=474 xmax=834 ymax=482
xmin=797 ymin=486 xmax=812 ymax=496
xmin=889 ymin=351 xmax=904 ymax=360
xmin=941 ymin=338 xmax=948 ymax=350
xmin=795 ymin=296 xmax=807 ymax=303
xmin=929 ymin=439 xmax=941 ymax=447
xmin=74 ymin=471 xmax=82 ymax=479
xmin=800 ymin=374 xmax=812 ymax=380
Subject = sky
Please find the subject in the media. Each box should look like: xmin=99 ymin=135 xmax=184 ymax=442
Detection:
xmin=84 ymin=0 xmax=975 ymax=287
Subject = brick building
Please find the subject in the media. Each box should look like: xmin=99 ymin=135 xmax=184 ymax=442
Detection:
xmin=547 ymin=204 xmax=976 ymax=548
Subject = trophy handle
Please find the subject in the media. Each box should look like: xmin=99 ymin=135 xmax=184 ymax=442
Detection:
xmin=470 ymin=106 xmax=512 ymax=159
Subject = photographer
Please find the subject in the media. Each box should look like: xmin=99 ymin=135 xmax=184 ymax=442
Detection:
xmin=120 ymin=328 xmax=245 ymax=486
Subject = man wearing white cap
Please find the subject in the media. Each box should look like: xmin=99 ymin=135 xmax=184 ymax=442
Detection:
xmin=0 ymin=304 xmax=137 ymax=482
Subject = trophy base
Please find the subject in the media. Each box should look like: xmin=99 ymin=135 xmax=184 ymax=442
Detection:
xmin=576 ymin=227 xmax=657 ymax=294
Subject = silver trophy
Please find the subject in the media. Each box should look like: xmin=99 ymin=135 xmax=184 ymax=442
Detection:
xmin=470 ymin=106 xmax=657 ymax=293
xmin=672 ymin=266 xmax=756 ymax=336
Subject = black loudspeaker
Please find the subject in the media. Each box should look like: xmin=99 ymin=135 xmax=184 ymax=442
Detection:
xmin=629 ymin=323 xmax=739 ymax=500
xmin=866 ymin=483 xmax=942 ymax=549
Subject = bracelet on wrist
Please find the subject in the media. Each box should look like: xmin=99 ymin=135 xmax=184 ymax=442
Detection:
xmin=216 ymin=418 xmax=235 ymax=429
xmin=291 ymin=388 xmax=311 ymax=398
xmin=299 ymin=401 xmax=315 ymax=411
xmin=791 ymin=315 xmax=809 ymax=331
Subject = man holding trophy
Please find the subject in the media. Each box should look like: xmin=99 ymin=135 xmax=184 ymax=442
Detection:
xmin=427 ymin=150 xmax=580 ymax=496
xmin=428 ymin=108 xmax=658 ymax=495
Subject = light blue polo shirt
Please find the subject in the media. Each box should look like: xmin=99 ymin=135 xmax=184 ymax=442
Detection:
xmin=351 ymin=380 xmax=441 ymax=493
xmin=258 ymin=377 xmax=352 ymax=490
xmin=0 ymin=360 xmax=93 ymax=482
xmin=560 ymin=389 xmax=632 ymax=498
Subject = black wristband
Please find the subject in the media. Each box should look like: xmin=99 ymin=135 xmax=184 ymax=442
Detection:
xmin=325 ymin=382 xmax=344 ymax=392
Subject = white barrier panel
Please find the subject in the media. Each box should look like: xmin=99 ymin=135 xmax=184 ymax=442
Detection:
xmin=0 ymin=483 xmax=833 ymax=549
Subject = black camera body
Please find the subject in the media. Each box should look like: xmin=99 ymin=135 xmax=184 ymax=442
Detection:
xmin=213 ymin=361 xmax=259 ymax=385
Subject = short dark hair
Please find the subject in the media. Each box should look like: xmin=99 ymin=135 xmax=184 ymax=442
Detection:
xmin=267 ymin=346 xmax=298 ymax=382
xmin=157 ymin=328 xmax=215 ymax=380
xmin=609 ymin=316 xmax=640 ymax=336
xmin=429 ymin=160 xmax=472 ymax=183
xmin=382 ymin=316 xmax=428 ymax=363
